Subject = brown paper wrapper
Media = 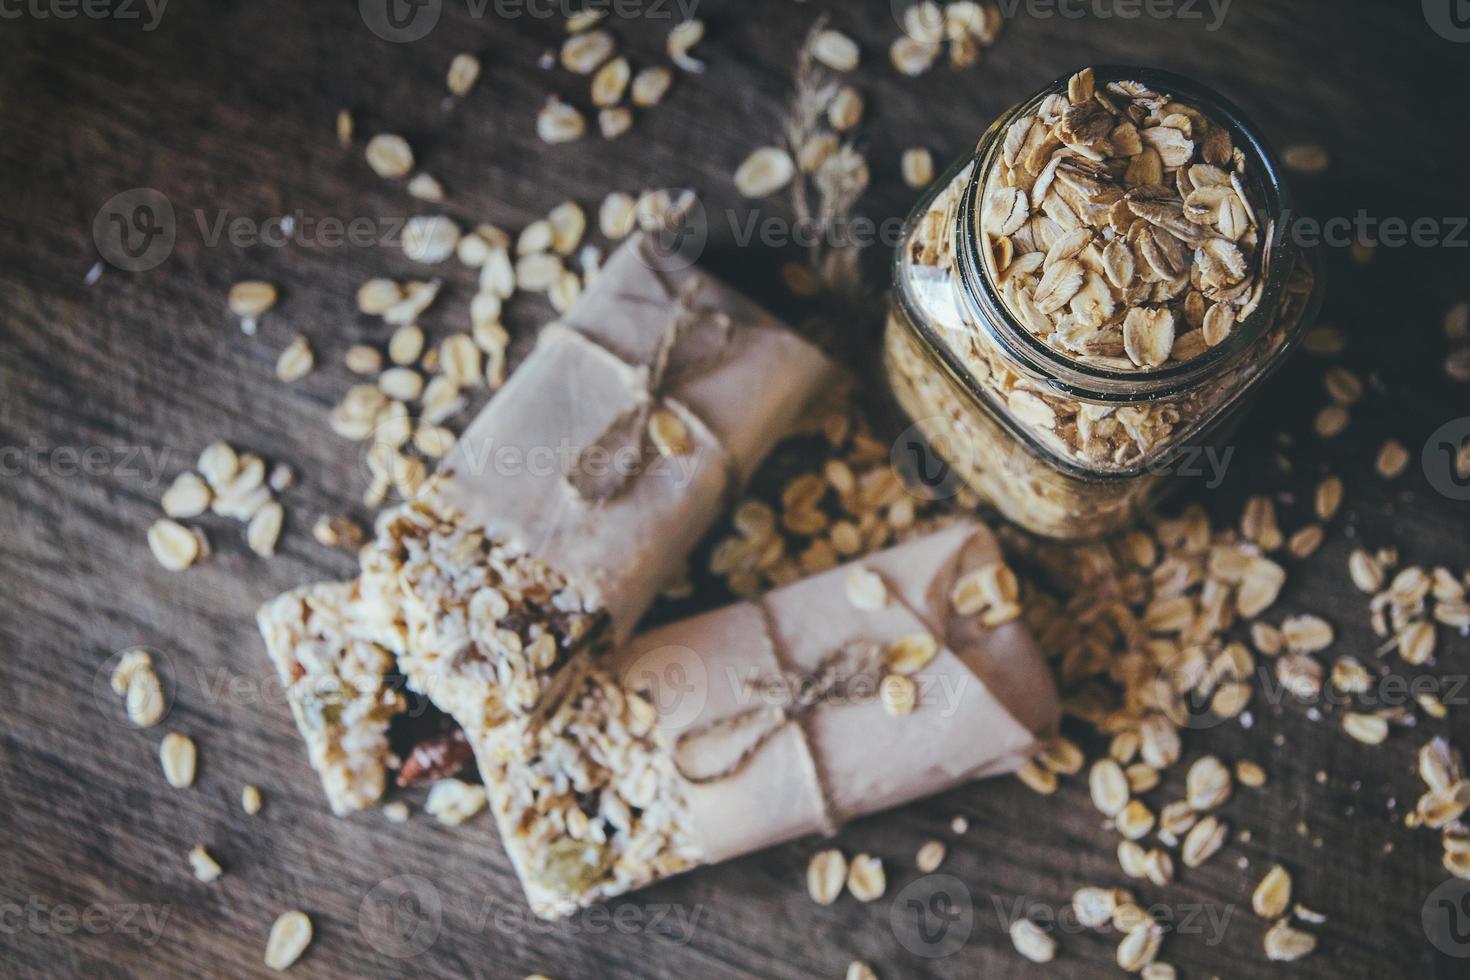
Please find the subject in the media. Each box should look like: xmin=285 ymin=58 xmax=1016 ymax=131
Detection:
xmin=489 ymin=521 xmax=1060 ymax=917
xmin=435 ymin=232 xmax=836 ymax=646
xmin=616 ymin=519 xmax=1059 ymax=863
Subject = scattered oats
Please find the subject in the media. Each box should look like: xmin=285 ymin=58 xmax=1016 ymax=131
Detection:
xmin=1282 ymin=614 xmax=1333 ymax=653
xmin=407 ymin=173 xmax=445 ymax=202
xmin=538 ymin=97 xmax=586 ymax=143
xmin=365 ymin=134 xmax=413 ymax=179
xmin=148 ymin=518 xmax=200 ymax=571
xmin=1313 ymin=404 xmax=1350 ymax=438
xmin=264 ymin=911 xmax=313 ymax=971
xmin=880 ymin=673 xmax=917 ymax=717
xmin=440 ymin=334 xmax=483 ymax=388
xmin=667 ymin=20 xmax=706 ymax=73
xmin=951 ymin=815 xmax=969 ymax=834
xmin=548 ymin=201 xmax=587 ymax=255
xmin=383 ymin=801 xmax=410 ymax=823
xmin=827 ymin=86 xmax=863 ymax=132
xmin=1117 ymin=922 xmax=1163 ymax=972
xmin=1323 ymin=365 xmax=1363 ymax=405
xmin=1009 ymin=918 xmax=1057 ymax=964
xmin=377 ymin=367 xmax=424 ymax=403
xmin=916 ymin=840 xmax=946 ymax=873
xmin=890 ymin=35 xmax=941 ymax=76
xmin=1399 ymin=620 xmax=1437 ymax=665
xmin=402 ymin=215 xmax=461 ymax=264
xmin=1181 ymin=815 xmax=1227 ymax=867
xmin=247 ymin=501 xmax=284 ymax=557
xmin=1186 ymin=756 xmax=1232 ymax=810
xmin=901 ymin=147 xmax=934 ymax=189
xmin=160 ymin=732 xmax=197 ymax=788
xmin=1089 ymin=759 xmax=1129 ymax=817
xmin=1263 ymin=919 xmax=1316 ymax=961
xmin=886 ymin=632 xmax=938 ymax=674
xmin=383 ymin=325 xmax=424 ymax=368
xmin=1018 ymin=760 xmax=1059 ymax=795
xmin=516 ymin=252 xmax=564 ymax=291
xmin=425 ymin=778 xmax=487 ymax=826
xmin=735 ymin=147 xmax=797 ymax=198
xmin=807 ymin=849 xmax=847 ymax=905
xmin=1314 ymin=475 xmax=1343 ymax=521
xmin=1343 ymin=712 xmax=1389 ymax=745
xmin=1288 ymin=524 xmax=1324 ymax=558
xmin=124 ymin=665 xmax=165 ymax=728
xmin=1252 ymin=864 xmax=1292 ymax=918
xmin=242 ymin=784 xmax=262 ymax=815
xmin=275 ymin=335 xmax=314 ymax=383
xmin=1236 ymin=760 xmax=1267 ymax=787
xmin=335 ymin=108 xmax=352 ymax=147
xmin=1040 ymin=736 xmax=1084 ymax=775
xmin=811 ymin=29 xmax=860 ymax=71
xmin=598 ymin=107 xmax=633 ymax=140
xmin=630 ymin=66 xmax=673 ymax=108
xmin=1282 ymin=144 xmax=1329 ymax=175
xmin=1116 ymin=800 xmax=1156 ymax=840
xmin=189 ymin=844 xmax=223 ymax=883
xmin=591 ymin=56 xmax=630 ymax=107
xmin=1374 ymin=439 xmax=1410 ymax=479
xmin=446 ymin=53 xmax=481 ymax=96
xmin=355 ymin=278 xmax=403 ymax=316
xmin=845 ymin=566 xmax=888 ymax=610
xmin=162 ymin=471 xmax=212 ymax=519
xmin=228 ymin=281 xmax=277 ymax=318
xmin=1447 ymin=347 xmax=1470 ymax=383
xmin=560 ymin=29 xmax=614 ymax=74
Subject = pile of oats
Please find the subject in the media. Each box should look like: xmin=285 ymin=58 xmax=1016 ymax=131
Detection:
xmin=981 ymin=68 xmax=1265 ymax=371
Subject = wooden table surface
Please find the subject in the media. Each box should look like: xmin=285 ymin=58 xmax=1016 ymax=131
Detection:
xmin=3 ymin=1 xmax=1469 ymax=977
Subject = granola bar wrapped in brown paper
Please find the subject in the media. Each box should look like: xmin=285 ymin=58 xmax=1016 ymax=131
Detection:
xmin=358 ymin=233 xmax=836 ymax=747
xmin=488 ymin=520 xmax=1060 ymax=918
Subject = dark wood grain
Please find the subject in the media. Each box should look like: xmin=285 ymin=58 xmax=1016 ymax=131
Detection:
xmin=2 ymin=1 xmax=1469 ymax=978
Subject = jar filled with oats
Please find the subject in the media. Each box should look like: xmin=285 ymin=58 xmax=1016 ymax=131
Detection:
xmin=886 ymin=66 xmax=1322 ymax=539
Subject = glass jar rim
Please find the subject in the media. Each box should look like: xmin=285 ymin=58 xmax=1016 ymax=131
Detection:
xmin=955 ymin=64 xmax=1302 ymax=403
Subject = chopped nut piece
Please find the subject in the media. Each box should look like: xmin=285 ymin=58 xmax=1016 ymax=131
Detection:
xmin=242 ymin=784 xmax=262 ymax=815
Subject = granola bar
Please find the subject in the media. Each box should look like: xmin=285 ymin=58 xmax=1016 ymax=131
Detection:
xmin=489 ymin=521 xmax=1058 ymax=917
xmin=256 ymin=581 xmax=406 ymax=815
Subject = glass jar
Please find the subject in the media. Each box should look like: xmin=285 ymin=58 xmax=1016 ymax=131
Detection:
xmin=885 ymin=65 xmax=1323 ymax=540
